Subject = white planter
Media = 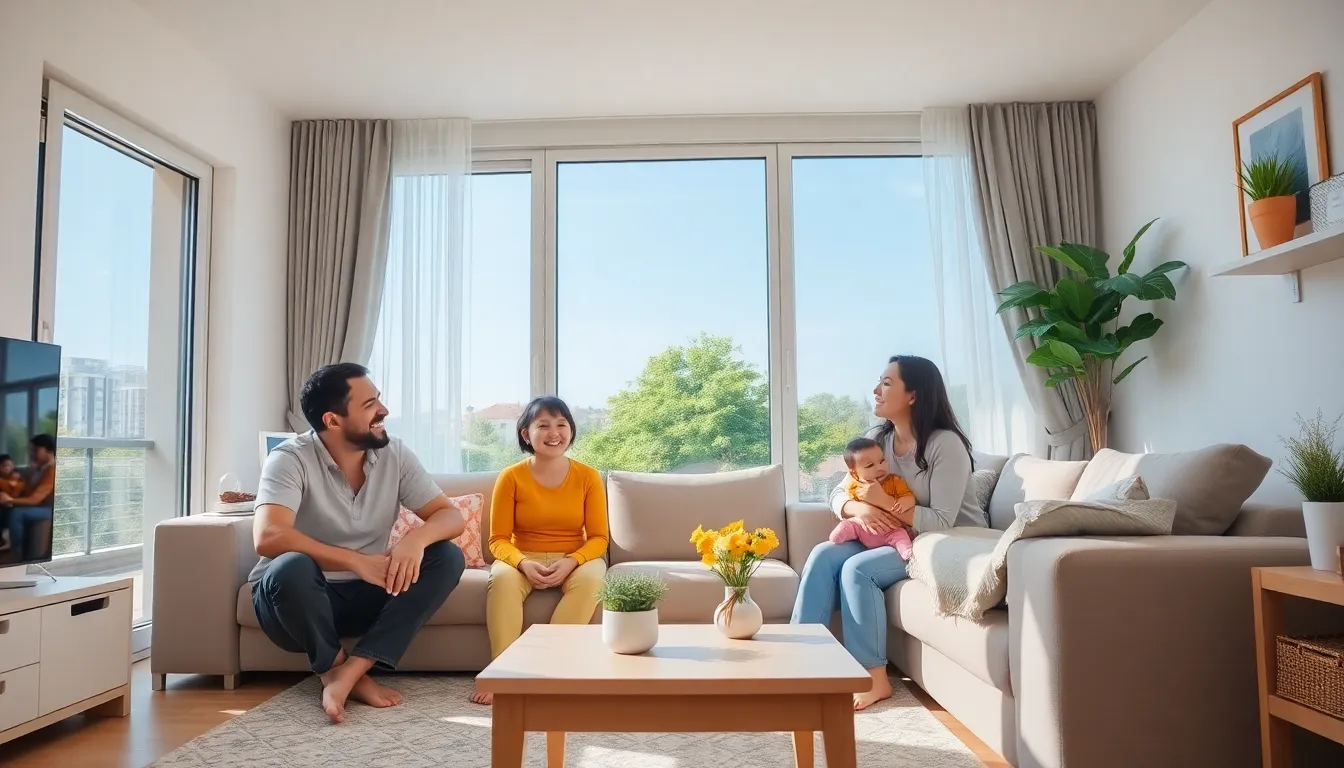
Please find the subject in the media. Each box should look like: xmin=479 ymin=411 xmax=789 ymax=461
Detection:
xmin=713 ymin=587 xmax=763 ymax=640
xmin=602 ymin=608 xmax=659 ymax=654
xmin=1303 ymin=501 xmax=1344 ymax=571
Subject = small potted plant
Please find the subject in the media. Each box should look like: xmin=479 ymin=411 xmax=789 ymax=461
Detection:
xmin=596 ymin=572 xmax=668 ymax=654
xmin=690 ymin=520 xmax=779 ymax=639
xmin=1239 ymin=153 xmax=1301 ymax=250
xmin=1279 ymin=410 xmax=1344 ymax=571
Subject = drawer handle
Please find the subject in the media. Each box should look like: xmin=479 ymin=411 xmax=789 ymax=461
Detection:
xmin=71 ymin=596 xmax=109 ymax=616
xmin=0 ymin=680 xmax=5 ymax=696
xmin=0 ymin=618 xmax=8 ymax=634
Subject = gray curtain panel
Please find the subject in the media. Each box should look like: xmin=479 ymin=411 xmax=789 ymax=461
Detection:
xmin=285 ymin=120 xmax=393 ymax=432
xmin=968 ymin=102 xmax=1099 ymax=460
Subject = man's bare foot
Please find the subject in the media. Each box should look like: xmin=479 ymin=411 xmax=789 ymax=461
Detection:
xmin=350 ymin=675 xmax=402 ymax=708
xmin=469 ymin=689 xmax=493 ymax=706
xmin=317 ymin=653 xmax=374 ymax=724
xmin=853 ymin=666 xmax=893 ymax=711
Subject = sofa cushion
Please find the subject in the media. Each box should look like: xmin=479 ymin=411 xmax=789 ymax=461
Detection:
xmin=432 ymin=472 xmax=499 ymax=563
xmin=972 ymin=451 xmax=1010 ymax=475
xmin=606 ymin=464 xmax=787 ymax=565
xmin=987 ymin=454 xmax=1089 ymax=531
xmin=1070 ymin=445 xmax=1273 ymax=535
xmin=888 ymin=578 xmax=1011 ymax=694
xmin=237 ymin=566 xmax=583 ymax=629
xmin=606 ymin=559 xmax=797 ymax=622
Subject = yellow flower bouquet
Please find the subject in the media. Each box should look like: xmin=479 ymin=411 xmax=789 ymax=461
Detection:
xmin=690 ymin=520 xmax=779 ymax=638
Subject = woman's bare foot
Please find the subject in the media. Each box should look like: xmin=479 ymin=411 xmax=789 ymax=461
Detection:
xmin=853 ymin=666 xmax=893 ymax=711
xmin=470 ymin=689 xmax=494 ymax=706
xmin=350 ymin=676 xmax=402 ymax=708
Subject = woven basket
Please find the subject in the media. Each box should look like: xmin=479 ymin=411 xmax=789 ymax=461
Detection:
xmin=1276 ymin=634 xmax=1344 ymax=718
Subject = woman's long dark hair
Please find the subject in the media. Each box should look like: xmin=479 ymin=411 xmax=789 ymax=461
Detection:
xmin=873 ymin=355 xmax=972 ymax=473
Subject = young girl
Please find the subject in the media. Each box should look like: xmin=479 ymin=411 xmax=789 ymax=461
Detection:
xmin=472 ymin=396 xmax=608 ymax=705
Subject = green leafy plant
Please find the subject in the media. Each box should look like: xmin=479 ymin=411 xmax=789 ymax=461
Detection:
xmin=1238 ymin=153 xmax=1301 ymax=200
xmin=995 ymin=219 xmax=1186 ymax=450
xmin=595 ymin=572 xmax=669 ymax=612
xmin=1279 ymin=410 xmax=1344 ymax=503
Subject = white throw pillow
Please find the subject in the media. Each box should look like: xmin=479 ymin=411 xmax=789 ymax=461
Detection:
xmin=1084 ymin=474 xmax=1149 ymax=502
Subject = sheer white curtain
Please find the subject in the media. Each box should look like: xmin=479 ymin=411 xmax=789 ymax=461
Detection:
xmin=922 ymin=107 xmax=1041 ymax=457
xmin=368 ymin=119 xmax=472 ymax=472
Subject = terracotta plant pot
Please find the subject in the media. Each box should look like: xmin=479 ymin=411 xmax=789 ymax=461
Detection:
xmin=1248 ymin=195 xmax=1297 ymax=250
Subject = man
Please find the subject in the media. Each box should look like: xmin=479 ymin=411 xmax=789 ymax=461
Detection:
xmin=1 ymin=435 xmax=57 ymax=562
xmin=251 ymin=363 xmax=466 ymax=723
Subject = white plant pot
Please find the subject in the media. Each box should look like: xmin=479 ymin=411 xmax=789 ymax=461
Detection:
xmin=1302 ymin=501 xmax=1344 ymax=571
xmin=602 ymin=608 xmax=659 ymax=654
xmin=714 ymin=587 xmax=763 ymax=640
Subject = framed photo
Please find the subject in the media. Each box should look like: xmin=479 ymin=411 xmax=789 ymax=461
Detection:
xmin=1233 ymin=72 xmax=1331 ymax=255
xmin=259 ymin=431 xmax=296 ymax=466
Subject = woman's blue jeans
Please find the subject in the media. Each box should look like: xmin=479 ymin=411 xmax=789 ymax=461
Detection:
xmin=790 ymin=540 xmax=908 ymax=669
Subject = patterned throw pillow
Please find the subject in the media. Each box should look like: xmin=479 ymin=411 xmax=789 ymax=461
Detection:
xmin=388 ymin=493 xmax=487 ymax=568
xmin=969 ymin=469 xmax=999 ymax=512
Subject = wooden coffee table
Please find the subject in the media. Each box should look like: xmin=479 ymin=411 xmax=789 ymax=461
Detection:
xmin=476 ymin=623 xmax=870 ymax=768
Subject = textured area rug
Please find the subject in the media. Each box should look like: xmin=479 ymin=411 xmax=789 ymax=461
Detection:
xmin=150 ymin=674 xmax=983 ymax=767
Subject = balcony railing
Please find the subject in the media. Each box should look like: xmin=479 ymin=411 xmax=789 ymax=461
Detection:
xmin=52 ymin=437 xmax=153 ymax=558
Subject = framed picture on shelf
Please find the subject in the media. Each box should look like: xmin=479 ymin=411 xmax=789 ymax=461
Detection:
xmin=1233 ymin=72 xmax=1331 ymax=255
xmin=258 ymin=431 xmax=296 ymax=466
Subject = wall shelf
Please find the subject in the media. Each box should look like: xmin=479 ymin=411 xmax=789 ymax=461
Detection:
xmin=1211 ymin=224 xmax=1344 ymax=276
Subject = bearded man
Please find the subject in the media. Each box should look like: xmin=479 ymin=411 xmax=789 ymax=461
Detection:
xmin=250 ymin=363 xmax=466 ymax=723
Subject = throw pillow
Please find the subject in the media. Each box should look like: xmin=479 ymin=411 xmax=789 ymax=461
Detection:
xmin=1083 ymin=474 xmax=1149 ymax=502
xmin=969 ymin=469 xmax=999 ymax=513
xmin=388 ymin=493 xmax=487 ymax=568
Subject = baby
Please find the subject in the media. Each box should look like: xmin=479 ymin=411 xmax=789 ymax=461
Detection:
xmin=829 ymin=437 xmax=916 ymax=560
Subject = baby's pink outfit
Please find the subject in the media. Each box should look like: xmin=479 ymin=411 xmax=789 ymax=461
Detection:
xmin=828 ymin=518 xmax=914 ymax=561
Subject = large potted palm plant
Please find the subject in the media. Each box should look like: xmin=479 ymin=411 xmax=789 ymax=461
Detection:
xmin=995 ymin=220 xmax=1186 ymax=452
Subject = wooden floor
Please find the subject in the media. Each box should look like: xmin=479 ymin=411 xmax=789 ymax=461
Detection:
xmin=0 ymin=661 xmax=1007 ymax=767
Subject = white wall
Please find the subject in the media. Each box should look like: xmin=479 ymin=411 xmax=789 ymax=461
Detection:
xmin=1098 ymin=0 xmax=1344 ymax=503
xmin=0 ymin=0 xmax=290 ymax=499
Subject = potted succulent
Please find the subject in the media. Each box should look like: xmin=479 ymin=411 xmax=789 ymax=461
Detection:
xmin=596 ymin=572 xmax=668 ymax=654
xmin=1239 ymin=153 xmax=1301 ymax=250
xmin=1279 ymin=411 xmax=1344 ymax=571
xmin=995 ymin=220 xmax=1186 ymax=452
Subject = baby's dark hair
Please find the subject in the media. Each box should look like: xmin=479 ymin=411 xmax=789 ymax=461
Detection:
xmin=0 ymin=454 xmax=10 ymax=464
xmin=843 ymin=437 xmax=881 ymax=469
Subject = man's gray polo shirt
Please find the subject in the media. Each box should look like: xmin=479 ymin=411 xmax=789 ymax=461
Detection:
xmin=247 ymin=431 xmax=443 ymax=582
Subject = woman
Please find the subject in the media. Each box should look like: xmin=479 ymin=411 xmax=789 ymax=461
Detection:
xmin=471 ymin=396 xmax=609 ymax=705
xmin=791 ymin=355 xmax=983 ymax=710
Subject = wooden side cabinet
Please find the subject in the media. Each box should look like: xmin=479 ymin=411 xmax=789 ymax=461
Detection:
xmin=0 ymin=576 xmax=133 ymax=746
xmin=1252 ymin=566 xmax=1344 ymax=766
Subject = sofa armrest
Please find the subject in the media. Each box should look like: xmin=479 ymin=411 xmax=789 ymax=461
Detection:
xmin=786 ymin=502 xmax=836 ymax=569
xmin=1226 ymin=502 xmax=1305 ymax=537
xmin=150 ymin=514 xmax=258 ymax=677
xmin=1008 ymin=535 xmax=1310 ymax=768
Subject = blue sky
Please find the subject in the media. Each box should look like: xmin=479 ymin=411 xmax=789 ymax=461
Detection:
xmin=50 ymin=126 xmax=153 ymax=368
xmin=465 ymin=156 xmax=938 ymax=412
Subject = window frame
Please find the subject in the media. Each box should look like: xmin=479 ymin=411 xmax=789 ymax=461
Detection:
xmin=463 ymin=139 xmax=924 ymax=499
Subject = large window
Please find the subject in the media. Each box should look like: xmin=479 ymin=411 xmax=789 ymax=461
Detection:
xmin=790 ymin=155 xmax=940 ymax=501
xmin=556 ymin=157 xmax=771 ymax=474
xmin=35 ymin=81 xmax=208 ymax=640
xmin=370 ymin=134 xmax=1024 ymax=502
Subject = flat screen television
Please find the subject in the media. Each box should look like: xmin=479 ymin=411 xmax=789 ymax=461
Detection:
xmin=0 ymin=336 xmax=61 ymax=575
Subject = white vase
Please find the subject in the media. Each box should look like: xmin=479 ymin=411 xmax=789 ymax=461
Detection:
xmin=602 ymin=608 xmax=659 ymax=654
xmin=1302 ymin=501 xmax=1344 ymax=571
xmin=714 ymin=587 xmax=763 ymax=640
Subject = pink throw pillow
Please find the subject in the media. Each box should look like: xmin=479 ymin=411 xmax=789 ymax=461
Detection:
xmin=388 ymin=493 xmax=486 ymax=568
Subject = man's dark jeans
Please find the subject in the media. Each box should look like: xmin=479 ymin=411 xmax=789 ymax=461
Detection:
xmin=252 ymin=540 xmax=465 ymax=673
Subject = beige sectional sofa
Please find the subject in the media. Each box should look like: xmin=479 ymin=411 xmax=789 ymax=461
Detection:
xmin=151 ymin=447 xmax=1313 ymax=767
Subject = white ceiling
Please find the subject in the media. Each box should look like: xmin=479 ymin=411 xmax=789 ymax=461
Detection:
xmin=134 ymin=0 xmax=1210 ymax=121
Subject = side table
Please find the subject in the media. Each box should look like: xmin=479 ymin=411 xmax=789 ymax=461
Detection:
xmin=1252 ymin=566 xmax=1344 ymax=766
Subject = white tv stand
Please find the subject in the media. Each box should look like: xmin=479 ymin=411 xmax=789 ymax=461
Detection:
xmin=0 ymin=576 xmax=133 ymax=746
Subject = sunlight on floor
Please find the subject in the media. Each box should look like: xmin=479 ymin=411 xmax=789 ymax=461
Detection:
xmin=440 ymin=715 xmax=492 ymax=728
xmin=219 ymin=709 xmax=248 ymax=716
xmin=581 ymin=746 xmax=679 ymax=767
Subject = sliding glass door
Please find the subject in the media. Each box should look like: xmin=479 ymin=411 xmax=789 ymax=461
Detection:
xmin=35 ymin=80 xmax=210 ymax=652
